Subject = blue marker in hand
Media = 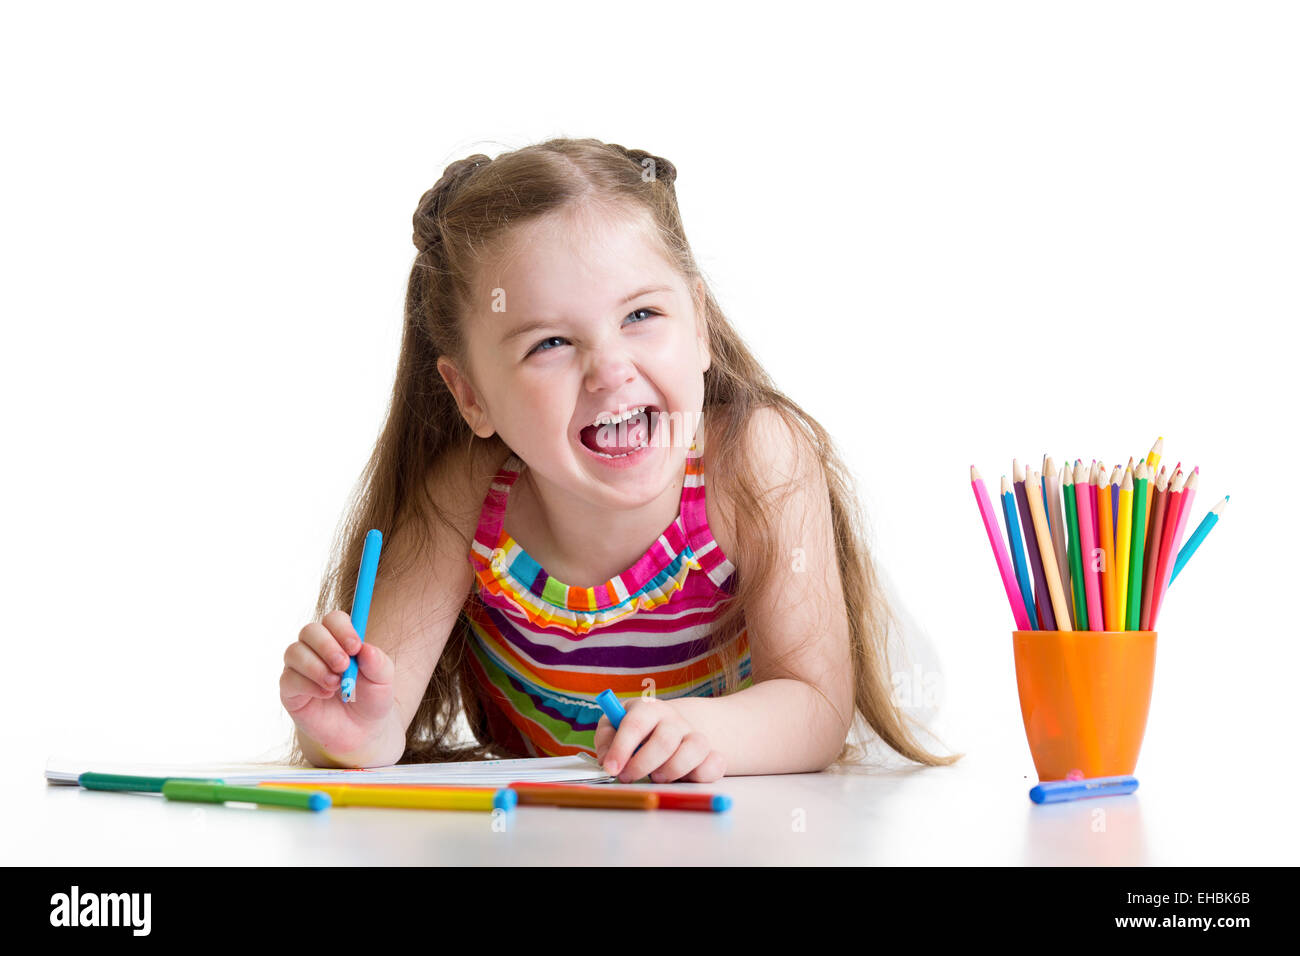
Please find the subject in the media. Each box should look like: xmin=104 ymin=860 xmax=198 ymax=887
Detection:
xmin=596 ymin=688 xmax=646 ymax=775
xmin=596 ymin=689 xmax=627 ymax=729
xmin=340 ymin=529 xmax=383 ymax=703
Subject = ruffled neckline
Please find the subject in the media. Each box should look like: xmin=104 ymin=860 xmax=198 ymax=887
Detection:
xmin=469 ymin=439 xmax=728 ymax=635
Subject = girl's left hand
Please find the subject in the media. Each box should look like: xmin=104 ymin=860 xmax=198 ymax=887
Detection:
xmin=593 ymin=697 xmax=726 ymax=783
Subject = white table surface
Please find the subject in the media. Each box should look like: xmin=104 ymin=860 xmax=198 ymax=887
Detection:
xmin=10 ymin=743 xmax=1285 ymax=866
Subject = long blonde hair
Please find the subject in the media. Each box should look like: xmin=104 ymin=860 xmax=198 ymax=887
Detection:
xmin=286 ymin=137 xmax=961 ymax=769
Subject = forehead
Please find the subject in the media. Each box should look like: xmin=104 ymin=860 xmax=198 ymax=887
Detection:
xmin=472 ymin=205 xmax=678 ymax=317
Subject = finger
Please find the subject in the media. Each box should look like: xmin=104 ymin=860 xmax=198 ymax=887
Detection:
xmin=299 ymin=622 xmax=353 ymax=674
xmin=619 ymin=720 xmax=685 ymax=784
xmin=279 ymin=668 xmax=332 ymax=714
xmin=682 ymin=749 xmax=726 ymax=783
xmin=650 ymin=731 xmax=712 ymax=783
xmin=284 ymin=641 xmax=341 ymax=694
xmin=353 ymin=642 xmax=394 ymax=687
xmin=346 ymin=643 xmax=396 ymax=716
xmin=601 ymin=699 xmax=666 ymax=775
xmin=320 ymin=610 xmax=363 ymax=655
xmin=593 ymin=716 xmax=614 ymax=760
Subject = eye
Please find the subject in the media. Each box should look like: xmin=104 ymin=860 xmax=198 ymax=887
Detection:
xmin=527 ymin=335 xmax=567 ymax=357
xmin=524 ymin=309 xmax=661 ymax=357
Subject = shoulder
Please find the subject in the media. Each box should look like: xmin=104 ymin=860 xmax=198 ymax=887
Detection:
xmin=413 ymin=437 xmax=515 ymax=555
xmin=700 ymin=405 xmax=819 ymax=561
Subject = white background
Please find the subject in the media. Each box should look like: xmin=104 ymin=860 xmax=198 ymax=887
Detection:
xmin=3 ymin=2 xmax=1296 ymax=862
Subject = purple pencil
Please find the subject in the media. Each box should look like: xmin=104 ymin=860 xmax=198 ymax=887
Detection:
xmin=1014 ymin=460 xmax=1056 ymax=630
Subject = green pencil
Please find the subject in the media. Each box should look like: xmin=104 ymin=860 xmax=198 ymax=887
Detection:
xmin=161 ymin=780 xmax=331 ymax=812
xmin=1127 ymin=462 xmax=1150 ymax=630
xmin=1063 ymin=467 xmax=1088 ymax=631
xmin=78 ymin=772 xmax=226 ymax=793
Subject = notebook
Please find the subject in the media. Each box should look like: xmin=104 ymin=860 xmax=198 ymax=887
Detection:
xmin=45 ymin=753 xmax=616 ymax=787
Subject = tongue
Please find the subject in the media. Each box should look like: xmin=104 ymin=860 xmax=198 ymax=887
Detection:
xmin=580 ymin=411 xmax=652 ymax=452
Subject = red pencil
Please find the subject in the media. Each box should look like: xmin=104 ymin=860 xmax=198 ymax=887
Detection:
xmin=1139 ymin=470 xmax=1170 ymax=630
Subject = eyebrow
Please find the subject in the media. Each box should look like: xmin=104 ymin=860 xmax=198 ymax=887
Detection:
xmin=499 ymin=285 xmax=674 ymax=345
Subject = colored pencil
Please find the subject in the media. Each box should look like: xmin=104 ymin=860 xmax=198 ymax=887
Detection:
xmin=1143 ymin=438 xmax=1162 ymax=542
xmin=1154 ymin=468 xmax=1198 ymax=622
xmin=1024 ymin=467 xmax=1070 ymax=629
xmin=1074 ymin=460 xmax=1104 ymax=631
xmin=1169 ymin=495 xmax=1228 ymax=585
xmin=1114 ymin=466 xmax=1134 ymax=630
xmin=1147 ymin=469 xmax=1187 ymax=631
xmin=1126 ymin=462 xmax=1149 ymax=630
xmin=1002 ymin=474 xmax=1038 ymax=630
xmin=1015 ymin=460 xmax=1054 ymax=632
xmin=1109 ymin=465 xmax=1120 ymax=549
xmin=1088 ymin=460 xmax=1100 ymax=561
xmin=971 ymin=466 xmax=1031 ymax=630
xmin=1063 ymin=468 xmax=1088 ymax=631
xmin=1097 ymin=470 xmax=1117 ymax=630
xmin=1043 ymin=457 xmax=1075 ymax=629
xmin=1139 ymin=470 xmax=1170 ymax=631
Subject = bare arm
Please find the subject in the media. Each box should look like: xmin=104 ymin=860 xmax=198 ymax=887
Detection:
xmin=289 ymin=444 xmax=494 ymax=767
xmin=675 ymin=408 xmax=854 ymax=775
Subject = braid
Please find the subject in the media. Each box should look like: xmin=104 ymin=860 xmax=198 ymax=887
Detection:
xmin=608 ymin=143 xmax=677 ymax=186
xmin=411 ymin=153 xmax=493 ymax=255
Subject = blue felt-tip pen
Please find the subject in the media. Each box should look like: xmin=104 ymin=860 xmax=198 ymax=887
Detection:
xmin=340 ymin=529 xmax=383 ymax=703
xmin=596 ymin=689 xmax=627 ymax=728
xmin=595 ymin=688 xmax=647 ymax=771
xmin=1029 ymin=775 xmax=1139 ymax=804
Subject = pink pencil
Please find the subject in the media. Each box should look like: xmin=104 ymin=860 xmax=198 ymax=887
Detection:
xmin=1074 ymin=461 xmax=1104 ymax=631
xmin=971 ymin=465 xmax=1031 ymax=630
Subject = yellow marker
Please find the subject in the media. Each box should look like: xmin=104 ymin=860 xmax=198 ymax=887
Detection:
xmin=254 ymin=783 xmax=515 ymax=811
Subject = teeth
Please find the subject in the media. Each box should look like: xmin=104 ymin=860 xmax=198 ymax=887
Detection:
xmin=592 ymin=448 xmax=642 ymax=459
xmin=592 ymin=405 xmax=648 ymax=427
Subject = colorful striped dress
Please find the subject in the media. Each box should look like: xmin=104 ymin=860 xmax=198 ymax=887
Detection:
xmin=461 ymin=439 xmax=752 ymax=758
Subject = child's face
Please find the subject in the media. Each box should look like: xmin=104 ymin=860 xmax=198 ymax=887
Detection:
xmin=439 ymin=205 xmax=711 ymax=499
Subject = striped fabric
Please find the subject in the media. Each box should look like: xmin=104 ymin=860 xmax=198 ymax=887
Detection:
xmin=461 ymin=439 xmax=751 ymax=758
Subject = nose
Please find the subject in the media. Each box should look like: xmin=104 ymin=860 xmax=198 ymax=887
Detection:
xmin=583 ymin=342 xmax=637 ymax=395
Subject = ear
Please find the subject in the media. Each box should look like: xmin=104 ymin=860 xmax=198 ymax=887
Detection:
xmin=437 ymin=355 xmax=496 ymax=438
xmin=693 ymin=277 xmax=711 ymax=374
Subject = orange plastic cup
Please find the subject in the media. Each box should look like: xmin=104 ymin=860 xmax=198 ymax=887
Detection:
xmin=1011 ymin=630 xmax=1157 ymax=781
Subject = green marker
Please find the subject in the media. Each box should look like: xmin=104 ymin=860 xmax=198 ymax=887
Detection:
xmin=78 ymin=772 xmax=226 ymax=793
xmin=161 ymin=780 xmax=331 ymax=811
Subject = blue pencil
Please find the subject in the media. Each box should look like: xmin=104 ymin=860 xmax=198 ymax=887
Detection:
xmin=1001 ymin=476 xmax=1038 ymax=630
xmin=340 ymin=529 xmax=383 ymax=703
xmin=1169 ymin=496 xmax=1228 ymax=584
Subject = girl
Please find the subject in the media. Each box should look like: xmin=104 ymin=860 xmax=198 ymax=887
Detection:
xmin=279 ymin=137 xmax=960 ymax=782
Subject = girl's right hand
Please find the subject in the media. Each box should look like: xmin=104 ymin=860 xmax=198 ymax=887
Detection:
xmin=279 ymin=609 xmax=397 ymax=761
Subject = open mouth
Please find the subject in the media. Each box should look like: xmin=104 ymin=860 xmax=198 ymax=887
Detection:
xmin=578 ymin=405 xmax=659 ymax=457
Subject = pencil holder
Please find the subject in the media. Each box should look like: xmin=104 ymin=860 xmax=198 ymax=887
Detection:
xmin=1011 ymin=630 xmax=1157 ymax=781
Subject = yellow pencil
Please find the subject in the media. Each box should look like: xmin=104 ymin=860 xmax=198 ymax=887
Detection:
xmin=1115 ymin=466 xmax=1134 ymax=629
xmin=254 ymin=782 xmax=512 ymax=811
xmin=1097 ymin=463 xmax=1117 ymax=630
